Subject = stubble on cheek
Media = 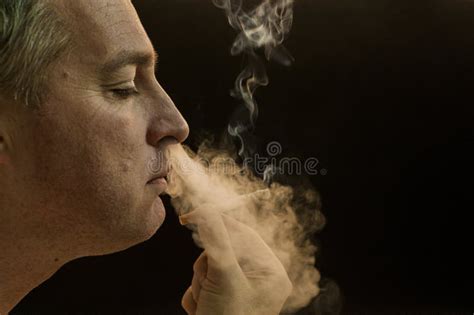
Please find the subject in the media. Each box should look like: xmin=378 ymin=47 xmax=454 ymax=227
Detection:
xmin=79 ymin=110 xmax=150 ymax=232
xmin=29 ymin=104 xmax=137 ymax=234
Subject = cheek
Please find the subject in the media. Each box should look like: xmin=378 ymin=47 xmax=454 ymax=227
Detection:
xmin=93 ymin=115 xmax=146 ymax=177
xmin=31 ymin=107 xmax=144 ymax=208
xmin=30 ymin=93 xmax=151 ymax=219
xmin=77 ymin=114 xmax=149 ymax=216
xmin=28 ymin=128 xmax=142 ymax=230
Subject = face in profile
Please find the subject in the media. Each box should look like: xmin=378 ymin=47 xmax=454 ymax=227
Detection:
xmin=2 ymin=0 xmax=189 ymax=256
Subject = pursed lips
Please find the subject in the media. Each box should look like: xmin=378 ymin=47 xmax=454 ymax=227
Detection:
xmin=146 ymin=161 xmax=170 ymax=195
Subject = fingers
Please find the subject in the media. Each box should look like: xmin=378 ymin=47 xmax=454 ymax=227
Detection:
xmin=192 ymin=252 xmax=207 ymax=302
xmin=179 ymin=189 xmax=270 ymax=261
xmin=220 ymin=213 xmax=289 ymax=274
xmin=181 ymin=286 xmax=197 ymax=315
xmin=180 ymin=202 xmax=283 ymax=277
xmin=179 ymin=207 xmax=239 ymax=273
xmin=182 ymin=253 xmax=207 ymax=315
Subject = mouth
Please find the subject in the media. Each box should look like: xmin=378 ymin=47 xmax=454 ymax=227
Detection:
xmin=147 ymin=149 xmax=172 ymax=192
xmin=147 ymin=162 xmax=170 ymax=182
xmin=147 ymin=175 xmax=168 ymax=196
xmin=147 ymin=163 xmax=170 ymax=196
xmin=147 ymin=175 xmax=167 ymax=185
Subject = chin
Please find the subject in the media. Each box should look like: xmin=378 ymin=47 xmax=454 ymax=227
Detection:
xmin=129 ymin=197 xmax=166 ymax=242
xmin=138 ymin=200 xmax=166 ymax=242
xmin=92 ymin=197 xmax=167 ymax=255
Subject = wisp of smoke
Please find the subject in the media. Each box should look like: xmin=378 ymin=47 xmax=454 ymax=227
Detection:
xmin=214 ymin=0 xmax=296 ymax=157
xmin=166 ymin=143 xmax=326 ymax=312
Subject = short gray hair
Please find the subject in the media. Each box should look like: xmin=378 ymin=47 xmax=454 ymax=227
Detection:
xmin=0 ymin=0 xmax=71 ymax=107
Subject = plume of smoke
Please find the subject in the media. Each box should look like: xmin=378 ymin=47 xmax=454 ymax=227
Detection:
xmin=166 ymin=143 xmax=326 ymax=312
xmin=165 ymin=0 xmax=328 ymax=312
xmin=214 ymin=0 xmax=296 ymax=157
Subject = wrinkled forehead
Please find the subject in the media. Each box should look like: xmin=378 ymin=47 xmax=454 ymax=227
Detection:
xmin=57 ymin=0 xmax=152 ymax=65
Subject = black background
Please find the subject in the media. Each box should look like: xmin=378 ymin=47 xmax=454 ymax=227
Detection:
xmin=12 ymin=0 xmax=473 ymax=313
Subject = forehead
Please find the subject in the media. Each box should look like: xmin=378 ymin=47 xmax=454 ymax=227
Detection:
xmin=57 ymin=0 xmax=153 ymax=66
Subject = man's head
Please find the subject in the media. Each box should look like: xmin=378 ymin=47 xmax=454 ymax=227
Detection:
xmin=0 ymin=0 xmax=189 ymax=258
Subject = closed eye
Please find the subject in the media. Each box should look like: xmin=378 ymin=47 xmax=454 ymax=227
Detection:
xmin=111 ymin=87 xmax=139 ymax=99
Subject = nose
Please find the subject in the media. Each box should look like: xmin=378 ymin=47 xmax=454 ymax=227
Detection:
xmin=146 ymin=83 xmax=189 ymax=147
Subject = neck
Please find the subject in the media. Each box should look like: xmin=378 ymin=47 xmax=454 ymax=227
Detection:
xmin=0 ymin=219 xmax=70 ymax=313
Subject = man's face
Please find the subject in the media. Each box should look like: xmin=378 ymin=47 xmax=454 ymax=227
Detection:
xmin=2 ymin=0 xmax=189 ymax=255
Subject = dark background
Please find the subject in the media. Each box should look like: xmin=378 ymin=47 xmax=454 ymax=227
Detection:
xmin=13 ymin=0 xmax=473 ymax=314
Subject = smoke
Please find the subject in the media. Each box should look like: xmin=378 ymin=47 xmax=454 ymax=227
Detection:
xmin=166 ymin=143 xmax=326 ymax=312
xmin=214 ymin=0 xmax=295 ymax=158
xmin=165 ymin=0 xmax=329 ymax=312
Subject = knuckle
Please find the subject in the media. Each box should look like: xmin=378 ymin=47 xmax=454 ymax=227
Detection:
xmin=180 ymin=297 xmax=187 ymax=311
xmin=181 ymin=292 xmax=187 ymax=306
xmin=192 ymin=259 xmax=200 ymax=273
xmin=181 ymin=288 xmax=193 ymax=314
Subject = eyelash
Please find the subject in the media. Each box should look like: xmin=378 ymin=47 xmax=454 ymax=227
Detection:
xmin=111 ymin=87 xmax=139 ymax=99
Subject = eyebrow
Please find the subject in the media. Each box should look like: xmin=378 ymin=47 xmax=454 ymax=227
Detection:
xmin=98 ymin=50 xmax=159 ymax=80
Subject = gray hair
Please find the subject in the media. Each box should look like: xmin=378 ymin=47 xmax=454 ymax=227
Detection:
xmin=0 ymin=0 xmax=71 ymax=107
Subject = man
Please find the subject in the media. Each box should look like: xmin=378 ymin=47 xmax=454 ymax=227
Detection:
xmin=0 ymin=0 xmax=292 ymax=314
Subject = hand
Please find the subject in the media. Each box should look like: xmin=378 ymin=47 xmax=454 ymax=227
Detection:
xmin=180 ymin=205 xmax=292 ymax=315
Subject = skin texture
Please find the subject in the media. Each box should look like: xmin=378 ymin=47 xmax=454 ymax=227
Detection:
xmin=0 ymin=1 xmax=292 ymax=313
